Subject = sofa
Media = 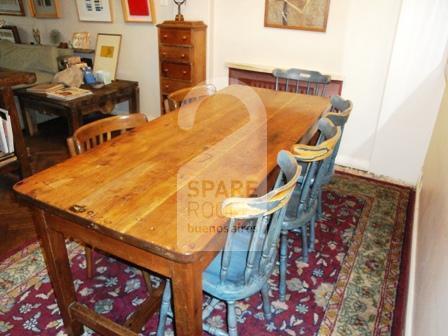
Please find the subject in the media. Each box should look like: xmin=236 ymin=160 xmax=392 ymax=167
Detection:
xmin=0 ymin=40 xmax=73 ymax=85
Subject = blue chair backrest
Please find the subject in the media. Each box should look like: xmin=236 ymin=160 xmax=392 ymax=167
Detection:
xmin=219 ymin=150 xmax=301 ymax=285
xmin=272 ymin=68 xmax=331 ymax=96
xmin=291 ymin=118 xmax=341 ymax=215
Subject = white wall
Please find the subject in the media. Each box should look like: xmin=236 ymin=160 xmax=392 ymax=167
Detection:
xmin=0 ymin=0 xmax=174 ymax=120
xmin=407 ymin=61 xmax=448 ymax=336
xmin=183 ymin=0 xmax=448 ymax=185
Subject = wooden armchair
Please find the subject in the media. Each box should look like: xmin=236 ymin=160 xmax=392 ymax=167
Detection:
xmin=272 ymin=68 xmax=331 ymax=96
xmin=164 ymin=84 xmax=216 ymax=113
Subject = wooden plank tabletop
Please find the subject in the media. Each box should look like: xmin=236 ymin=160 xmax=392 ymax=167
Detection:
xmin=14 ymin=85 xmax=330 ymax=262
xmin=0 ymin=68 xmax=36 ymax=88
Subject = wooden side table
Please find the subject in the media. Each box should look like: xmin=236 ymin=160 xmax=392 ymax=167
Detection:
xmin=16 ymin=80 xmax=140 ymax=136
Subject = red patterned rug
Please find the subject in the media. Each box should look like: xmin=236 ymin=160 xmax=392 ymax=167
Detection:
xmin=0 ymin=174 xmax=412 ymax=335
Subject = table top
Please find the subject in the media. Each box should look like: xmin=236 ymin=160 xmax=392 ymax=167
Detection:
xmin=14 ymin=86 xmax=330 ymax=262
xmin=0 ymin=68 xmax=36 ymax=88
xmin=15 ymin=79 xmax=138 ymax=106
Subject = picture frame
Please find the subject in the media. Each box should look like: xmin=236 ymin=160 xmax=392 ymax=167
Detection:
xmin=75 ymin=0 xmax=113 ymax=23
xmin=94 ymin=33 xmax=122 ymax=80
xmin=0 ymin=0 xmax=25 ymax=16
xmin=71 ymin=32 xmax=91 ymax=49
xmin=29 ymin=0 xmax=61 ymax=18
xmin=264 ymin=0 xmax=331 ymax=32
xmin=0 ymin=26 xmax=21 ymax=43
xmin=120 ymin=0 xmax=156 ymax=23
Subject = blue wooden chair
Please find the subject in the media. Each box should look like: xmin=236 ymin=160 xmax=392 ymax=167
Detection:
xmin=279 ymin=118 xmax=341 ymax=302
xmin=316 ymin=96 xmax=353 ymax=218
xmin=156 ymin=150 xmax=302 ymax=336
xmin=272 ymin=68 xmax=331 ymax=96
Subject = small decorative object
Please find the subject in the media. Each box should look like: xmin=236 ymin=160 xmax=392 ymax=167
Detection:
xmin=173 ymin=0 xmax=186 ymax=22
xmin=94 ymin=70 xmax=112 ymax=85
xmin=0 ymin=25 xmax=21 ymax=43
xmin=264 ymin=0 xmax=331 ymax=32
xmin=94 ymin=33 xmax=122 ymax=80
xmin=53 ymin=66 xmax=84 ymax=88
xmin=32 ymin=28 xmax=41 ymax=45
xmin=75 ymin=0 xmax=113 ymax=22
xmin=121 ymin=0 xmax=156 ymax=23
xmin=0 ymin=0 xmax=25 ymax=16
xmin=83 ymin=67 xmax=97 ymax=85
xmin=72 ymin=32 xmax=90 ymax=49
xmin=50 ymin=29 xmax=61 ymax=45
xmin=30 ymin=0 xmax=61 ymax=18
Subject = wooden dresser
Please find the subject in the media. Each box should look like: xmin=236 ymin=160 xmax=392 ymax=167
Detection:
xmin=157 ymin=20 xmax=207 ymax=114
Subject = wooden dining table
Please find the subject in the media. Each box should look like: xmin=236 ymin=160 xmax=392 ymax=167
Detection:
xmin=14 ymin=85 xmax=330 ymax=336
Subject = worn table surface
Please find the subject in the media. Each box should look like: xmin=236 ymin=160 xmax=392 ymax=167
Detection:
xmin=0 ymin=68 xmax=36 ymax=88
xmin=14 ymin=85 xmax=330 ymax=262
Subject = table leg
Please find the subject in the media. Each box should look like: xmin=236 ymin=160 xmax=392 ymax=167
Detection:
xmin=129 ymin=86 xmax=140 ymax=113
xmin=171 ymin=263 xmax=203 ymax=336
xmin=32 ymin=210 xmax=83 ymax=336
xmin=68 ymin=108 xmax=81 ymax=135
xmin=18 ymin=98 xmax=37 ymax=136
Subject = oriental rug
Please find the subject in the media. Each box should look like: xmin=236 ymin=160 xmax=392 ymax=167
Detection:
xmin=0 ymin=173 xmax=412 ymax=335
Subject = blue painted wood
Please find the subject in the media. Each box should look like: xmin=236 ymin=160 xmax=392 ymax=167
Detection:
xmin=272 ymin=68 xmax=331 ymax=96
xmin=156 ymin=150 xmax=302 ymax=336
xmin=279 ymin=118 xmax=341 ymax=302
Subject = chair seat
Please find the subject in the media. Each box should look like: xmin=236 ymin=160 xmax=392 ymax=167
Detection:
xmin=202 ymin=229 xmax=267 ymax=301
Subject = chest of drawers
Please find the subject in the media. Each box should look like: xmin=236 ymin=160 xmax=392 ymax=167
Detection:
xmin=157 ymin=20 xmax=207 ymax=114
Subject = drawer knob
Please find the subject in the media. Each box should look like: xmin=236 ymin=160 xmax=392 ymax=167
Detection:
xmin=181 ymin=54 xmax=186 ymax=58
xmin=164 ymin=69 xmax=169 ymax=72
xmin=163 ymin=34 xmax=168 ymax=38
xmin=182 ymin=70 xmax=187 ymax=74
xmin=182 ymin=36 xmax=187 ymax=40
xmin=162 ymin=52 xmax=167 ymax=56
xmin=165 ymin=84 xmax=169 ymax=88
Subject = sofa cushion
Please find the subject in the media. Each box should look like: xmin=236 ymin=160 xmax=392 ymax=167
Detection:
xmin=0 ymin=40 xmax=72 ymax=75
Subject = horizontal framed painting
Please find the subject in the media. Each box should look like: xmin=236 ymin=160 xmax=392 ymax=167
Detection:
xmin=0 ymin=25 xmax=21 ymax=43
xmin=75 ymin=0 xmax=113 ymax=22
xmin=120 ymin=0 xmax=156 ymax=23
xmin=94 ymin=33 xmax=122 ymax=80
xmin=0 ymin=0 xmax=25 ymax=16
xmin=29 ymin=0 xmax=61 ymax=18
xmin=264 ymin=0 xmax=331 ymax=32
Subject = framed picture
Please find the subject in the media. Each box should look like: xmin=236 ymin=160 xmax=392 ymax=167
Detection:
xmin=75 ymin=0 xmax=113 ymax=22
xmin=94 ymin=34 xmax=122 ymax=80
xmin=120 ymin=0 xmax=156 ymax=23
xmin=0 ymin=26 xmax=21 ymax=43
xmin=72 ymin=32 xmax=90 ymax=49
xmin=29 ymin=0 xmax=61 ymax=18
xmin=0 ymin=0 xmax=25 ymax=16
xmin=264 ymin=0 xmax=331 ymax=32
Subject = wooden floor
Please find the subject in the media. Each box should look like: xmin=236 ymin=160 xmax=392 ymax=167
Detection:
xmin=0 ymin=118 xmax=69 ymax=256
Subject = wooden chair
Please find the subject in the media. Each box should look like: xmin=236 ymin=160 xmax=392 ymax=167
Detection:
xmin=164 ymin=84 xmax=216 ymax=113
xmin=156 ymin=150 xmax=302 ymax=336
xmin=272 ymin=68 xmax=331 ymax=96
xmin=279 ymin=118 xmax=341 ymax=302
xmin=66 ymin=113 xmax=148 ymax=281
xmin=316 ymin=96 xmax=353 ymax=218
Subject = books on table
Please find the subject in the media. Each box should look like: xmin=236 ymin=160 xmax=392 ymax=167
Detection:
xmin=27 ymin=84 xmax=93 ymax=101
xmin=0 ymin=108 xmax=14 ymax=155
xmin=26 ymin=83 xmax=65 ymax=94
xmin=47 ymin=87 xmax=93 ymax=101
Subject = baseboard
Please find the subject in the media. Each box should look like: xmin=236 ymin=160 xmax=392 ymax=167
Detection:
xmin=391 ymin=178 xmax=419 ymax=336
xmin=335 ymin=165 xmax=414 ymax=188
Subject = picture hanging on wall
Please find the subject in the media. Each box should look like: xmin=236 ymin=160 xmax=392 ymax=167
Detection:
xmin=29 ymin=0 xmax=61 ymax=18
xmin=264 ymin=0 xmax=331 ymax=32
xmin=120 ymin=0 xmax=156 ymax=23
xmin=0 ymin=0 xmax=25 ymax=16
xmin=94 ymin=33 xmax=122 ymax=80
xmin=0 ymin=25 xmax=21 ymax=43
xmin=75 ymin=0 xmax=113 ymax=22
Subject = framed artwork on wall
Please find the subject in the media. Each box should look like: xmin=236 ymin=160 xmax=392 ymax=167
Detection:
xmin=0 ymin=0 xmax=25 ymax=16
xmin=120 ymin=0 xmax=156 ymax=23
xmin=29 ymin=0 xmax=61 ymax=18
xmin=75 ymin=0 xmax=113 ymax=22
xmin=264 ymin=0 xmax=331 ymax=32
xmin=94 ymin=33 xmax=122 ymax=80
xmin=0 ymin=26 xmax=21 ymax=43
